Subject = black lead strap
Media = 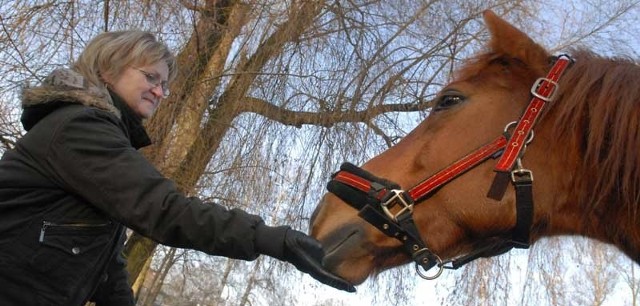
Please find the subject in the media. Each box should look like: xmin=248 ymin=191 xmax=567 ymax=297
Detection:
xmin=511 ymin=172 xmax=534 ymax=248
xmin=358 ymin=204 xmax=441 ymax=277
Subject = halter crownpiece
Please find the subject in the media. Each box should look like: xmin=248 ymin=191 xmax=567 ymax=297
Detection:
xmin=326 ymin=54 xmax=574 ymax=279
xmin=495 ymin=55 xmax=573 ymax=172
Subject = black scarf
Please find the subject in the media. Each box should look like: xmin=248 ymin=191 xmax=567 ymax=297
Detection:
xmin=108 ymin=90 xmax=152 ymax=149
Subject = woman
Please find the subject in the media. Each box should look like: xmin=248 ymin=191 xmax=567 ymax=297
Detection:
xmin=0 ymin=31 xmax=354 ymax=305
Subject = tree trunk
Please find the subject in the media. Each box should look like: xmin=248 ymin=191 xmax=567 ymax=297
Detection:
xmin=131 ymin=252 xmax=153 ymax=300
xmin=124 ymin=0 xmax=326 ymax=286
xmin=124 ymin=0 xmax=247 ymax=282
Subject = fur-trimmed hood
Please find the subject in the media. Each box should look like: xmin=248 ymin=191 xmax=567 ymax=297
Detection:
xmin=21 ymin=68 xmax=121 ymax=130
xmin=20 ymin=68 xmax=152 ymax=148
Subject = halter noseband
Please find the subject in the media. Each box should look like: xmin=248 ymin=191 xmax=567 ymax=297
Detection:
xmin=327 ymin=55 xmax=573 ymax=279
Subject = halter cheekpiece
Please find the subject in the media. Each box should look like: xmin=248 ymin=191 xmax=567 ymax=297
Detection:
xmin=327 ymin=54 xmax=573 ymax=279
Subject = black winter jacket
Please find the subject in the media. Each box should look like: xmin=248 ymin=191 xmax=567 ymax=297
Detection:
xmin=0 ymin=69 xmax=287 ymax=305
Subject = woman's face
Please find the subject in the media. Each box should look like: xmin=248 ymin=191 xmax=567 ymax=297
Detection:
xmin=107 ymin=61 xmax=169 ymax=119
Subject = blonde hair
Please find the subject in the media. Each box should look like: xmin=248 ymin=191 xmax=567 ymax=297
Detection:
xmin=72 ymin=30 xmax=177 ymax=94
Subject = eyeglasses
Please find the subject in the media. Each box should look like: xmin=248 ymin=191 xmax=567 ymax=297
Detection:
xmin=133 ymin=68 xmax=170 ymax=98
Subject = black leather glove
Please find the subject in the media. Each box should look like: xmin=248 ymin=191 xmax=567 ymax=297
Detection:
xmin=256 ymin=225 xmax=356 ymax=292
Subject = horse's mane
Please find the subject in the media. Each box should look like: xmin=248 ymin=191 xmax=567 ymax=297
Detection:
xmin=552 ymin=49 xmax=640 ymax=221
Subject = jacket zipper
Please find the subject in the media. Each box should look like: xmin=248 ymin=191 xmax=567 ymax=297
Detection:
xmin=39 ymin=221 xmax=111 ymax=242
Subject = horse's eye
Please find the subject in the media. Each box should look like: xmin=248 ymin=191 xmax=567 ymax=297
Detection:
xmin=434 ymin=94 xmax=465 ymax=111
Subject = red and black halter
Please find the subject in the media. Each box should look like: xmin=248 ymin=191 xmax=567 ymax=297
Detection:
xmin=327 ymin=55 xmax=573 ymax=279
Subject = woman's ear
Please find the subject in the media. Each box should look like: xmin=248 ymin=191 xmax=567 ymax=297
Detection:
xmin=100 ymin=73 xmax=111 ymax=86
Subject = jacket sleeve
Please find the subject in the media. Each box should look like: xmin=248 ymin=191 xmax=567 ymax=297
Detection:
xmin=41 ymin=108 xmax=286 ymax=260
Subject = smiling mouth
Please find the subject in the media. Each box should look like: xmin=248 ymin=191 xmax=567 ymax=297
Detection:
xmin=143 ymin=98 xmax=157 ymax=105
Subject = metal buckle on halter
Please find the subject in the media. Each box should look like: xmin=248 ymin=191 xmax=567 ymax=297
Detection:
xmin=510 ymin=157 xmax=533 ymax=183
xmin=530 ymin=77 xmax=559 ymax=102
xmin=380 ymin=189 xmax=414 ymax=222
xmin=511 ymin=168 xmax=533 ymax=183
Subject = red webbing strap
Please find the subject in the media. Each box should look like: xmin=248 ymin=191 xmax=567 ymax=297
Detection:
xmin=333 ymin=171 xmax=373 ymax=193
xmin=494 ymin=55 xmax=572 ymax=172
xmin=408 ymin=135 xmax=508 ymax=201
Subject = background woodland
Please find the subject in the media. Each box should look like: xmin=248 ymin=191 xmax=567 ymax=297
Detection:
xmin=1 ymin=1 xmax=639 ymax=305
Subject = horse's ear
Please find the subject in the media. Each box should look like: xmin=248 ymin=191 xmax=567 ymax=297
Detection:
xmin=483 ymin=10 xmax=550 ymax=71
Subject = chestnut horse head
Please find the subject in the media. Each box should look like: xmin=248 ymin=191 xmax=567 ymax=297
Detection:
xmin=310 ymin=10 xmax=640 ymax=285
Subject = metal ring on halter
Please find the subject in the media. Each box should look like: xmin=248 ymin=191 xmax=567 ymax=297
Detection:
xmin=414 ymin=250 xmax=444 ymax=280
xmin=503 ymin=121 xmax=535 ymax=145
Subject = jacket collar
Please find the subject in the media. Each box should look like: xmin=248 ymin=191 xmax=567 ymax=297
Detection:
xmin=22 ymin=68 xmax=120 ymax=117
xmin=21 ymin=68 xmax=151 ymax=149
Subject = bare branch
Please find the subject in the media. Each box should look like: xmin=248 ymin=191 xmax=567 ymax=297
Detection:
xmin=239 ymin=96 xmax=433 ymax=128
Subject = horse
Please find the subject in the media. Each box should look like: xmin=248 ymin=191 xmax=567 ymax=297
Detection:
xmin=309 ymin=10 xmax=640 ymax=285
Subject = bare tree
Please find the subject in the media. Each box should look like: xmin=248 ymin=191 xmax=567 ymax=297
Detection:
xmin=2 ymin=0 xmax=640 ymax=305
xmin=138 ymin=247 xmax=180 ymax=306
xmin=618 ymin=258 xmax=640 ymax=305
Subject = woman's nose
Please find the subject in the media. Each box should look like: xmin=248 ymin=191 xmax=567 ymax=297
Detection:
xmin=150 ymin=84 xmax=164 ymax=98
